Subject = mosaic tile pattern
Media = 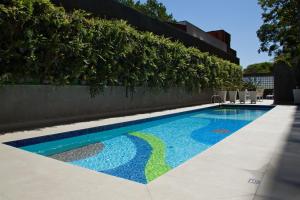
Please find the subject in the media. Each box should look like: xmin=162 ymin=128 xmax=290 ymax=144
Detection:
xmin=131 ymin=132 xmax=171 ymax=182
xmin=10 ymin=106 xmax=271 ymax=184
xmin=50 ymin=143 xmax=104 ymax=162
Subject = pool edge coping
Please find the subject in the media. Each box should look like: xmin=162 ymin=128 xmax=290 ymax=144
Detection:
xmin=2 ymin=100 xmax=292 ymax=200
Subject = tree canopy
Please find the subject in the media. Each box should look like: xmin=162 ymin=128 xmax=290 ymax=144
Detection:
xmin=257 ymin=0 xmax=300 ymax=61
xmin=117 ymin=0 xmax=175 ymax=22
xmin=243 ymin=62 xmax=273 ymax=74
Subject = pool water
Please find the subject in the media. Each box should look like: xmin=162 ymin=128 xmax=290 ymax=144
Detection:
xmin=5 ymin=105 xmax=272 ymax=184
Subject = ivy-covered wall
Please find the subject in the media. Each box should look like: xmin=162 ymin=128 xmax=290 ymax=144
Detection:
xmin=0 ymin=0 xmax=242 ymax=96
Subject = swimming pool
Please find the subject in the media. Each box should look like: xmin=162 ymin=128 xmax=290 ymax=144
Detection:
xmin=5 ymin=105 xmax=272 ymax=184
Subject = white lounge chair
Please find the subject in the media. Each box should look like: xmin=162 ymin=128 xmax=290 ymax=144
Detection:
xmin=257 ymin=88 xmax=264 ymax=102
xmin=239 ymin=90 xmax=247 ymax=104
xmin=249 ymin=91 xmax=257 ymax=104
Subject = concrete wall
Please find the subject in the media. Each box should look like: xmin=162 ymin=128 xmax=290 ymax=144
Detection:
xmin=0 ymin=85 xmax=213 ymax=132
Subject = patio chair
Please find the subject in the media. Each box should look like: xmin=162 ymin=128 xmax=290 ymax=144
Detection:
xmin=257 ymin=88 xmax=264 ymax=102
xmin=239 ymin=90 xmax=247 ymax=104
xmin=249 ymin=91 xmax=257 ymax=104
xmin=266 ymin=93 xmax=274 ymax=99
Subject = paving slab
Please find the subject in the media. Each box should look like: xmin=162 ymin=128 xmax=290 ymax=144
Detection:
xmin=1 ymin=101 xmax=298 ymax=200
xmin=255 ymin=164 xmax=300 ymax=200
xmin=0 ymin=144 xmax=151 ymax=200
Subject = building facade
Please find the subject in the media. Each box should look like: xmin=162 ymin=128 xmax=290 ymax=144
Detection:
xmin=52 ymin=0 xmax=240 ymax=64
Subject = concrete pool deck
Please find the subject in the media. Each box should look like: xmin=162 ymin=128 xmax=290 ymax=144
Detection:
xmin=0 ymin=100 xmax=299 ymax=200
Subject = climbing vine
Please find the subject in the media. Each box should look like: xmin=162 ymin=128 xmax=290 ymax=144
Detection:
xmin=0 ymin=0 xmax=242 ymax=96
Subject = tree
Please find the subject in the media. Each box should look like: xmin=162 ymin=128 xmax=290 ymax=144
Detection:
xmin=243 ymin=62 xmax=273 ymax=74
xmin=257 ymin=0 xmax=300 ymax=59
xmin=117 ymin=0 xmax=135 ymax=7
xmin=117 ymin=0 xmax=175 ymax=22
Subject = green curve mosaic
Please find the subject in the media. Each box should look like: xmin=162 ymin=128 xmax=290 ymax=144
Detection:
xmin=130 ymin=132 xmax=171 ymax=182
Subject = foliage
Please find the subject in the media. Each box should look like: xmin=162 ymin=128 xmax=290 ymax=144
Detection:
xmin=224 ymin=82 xmax=239 ymax=91
xmin=117 ymin=0 xmax=175 ymax=22
xmin=257 ymin=0 xmax=300 ymax=58
xmin=243 ymin=62 xmax=273 ymax=74
xmin=241 ymin=81 xmax=254 ymax=91
xmin=242 ymin=78 xmax=261 ymax=91
xmin=0 ymin=0 xmax=242 ymax=96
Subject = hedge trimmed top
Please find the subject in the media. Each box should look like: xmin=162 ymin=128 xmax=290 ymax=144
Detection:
xmin=0 ymin=0 xmax=242 ymax=96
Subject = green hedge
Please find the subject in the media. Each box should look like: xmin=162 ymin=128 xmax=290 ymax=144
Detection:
xmin=0 ymin=0 xmax=242 ymax=96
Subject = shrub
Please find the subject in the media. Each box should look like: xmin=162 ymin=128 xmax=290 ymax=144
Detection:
xmin=0 ymin=0 xmax=242 ymax=96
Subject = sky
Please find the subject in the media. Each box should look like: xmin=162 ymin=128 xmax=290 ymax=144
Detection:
xmin=138 ymin=0 xmax=273 ymax=68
